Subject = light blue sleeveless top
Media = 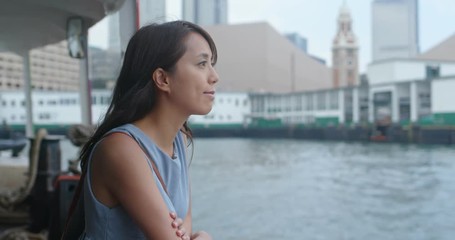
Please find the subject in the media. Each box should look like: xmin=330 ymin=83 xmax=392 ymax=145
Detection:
xmin=80 ymin=123 xmax=190 ymax=239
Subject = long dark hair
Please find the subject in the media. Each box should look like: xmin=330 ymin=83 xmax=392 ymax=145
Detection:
xmin=79 ymin=20 xmax=217 ymax=171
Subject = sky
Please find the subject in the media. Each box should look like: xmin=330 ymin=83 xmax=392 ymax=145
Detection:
xmin=88 ymin=0 xmax=455 ymax=73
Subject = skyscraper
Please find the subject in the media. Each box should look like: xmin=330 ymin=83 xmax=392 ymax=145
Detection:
xmin=182 ymin=0 xmax=228 ymax=25
xmin=137 ymin=0 xmax=166 ymax=26
xmin=107 ymin=0 xmax=166 ymax=52
xmin=285 ymin=33 xmax=308 ymax=54
xmin=372 ymin=0 xmax=419 ymax=61
xmin=332 ymin=2 xmax=359 ymax=88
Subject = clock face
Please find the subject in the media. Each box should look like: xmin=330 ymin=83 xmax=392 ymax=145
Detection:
xmin=67 ymin=17 xmax=85 ymax=59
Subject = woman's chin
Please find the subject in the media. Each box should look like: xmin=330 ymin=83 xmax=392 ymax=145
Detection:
xmin=194 ymin=107 xmax=213 ymax=116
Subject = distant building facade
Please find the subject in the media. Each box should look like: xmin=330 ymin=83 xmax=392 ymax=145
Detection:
xmin=0 ymin=41 xmax=80 ymax=91
xmin=88 ymin=46 xmax=121 ymax=89
xmin=182 ymin=0 xmax=228 ymax=25
xmin=332 ymin=2 xmax=359 ymax=88
xmin=372 ymin=0 xmax=419 ymax=61
xmin=204 ymin=22 xmax=332 ymax=93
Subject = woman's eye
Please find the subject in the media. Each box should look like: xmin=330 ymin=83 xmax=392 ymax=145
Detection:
xmin=198 ymin=61 xmax=207 ymax=67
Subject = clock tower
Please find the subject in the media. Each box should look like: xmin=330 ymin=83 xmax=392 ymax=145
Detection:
xmin=332 ymin=1 xmax=359 ymax=88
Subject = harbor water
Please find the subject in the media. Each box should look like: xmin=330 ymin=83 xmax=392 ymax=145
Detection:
xmin=2 ymin=138 xmax=455 ymax=239
xmin=189 ymin=138 xmax=455 ymax=240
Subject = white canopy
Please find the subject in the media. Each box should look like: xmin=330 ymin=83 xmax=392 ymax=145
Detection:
xmin=0 ymin=0 xmax=125 ymax=136
xmin=0 ymin=0 xmax=125 ymax=53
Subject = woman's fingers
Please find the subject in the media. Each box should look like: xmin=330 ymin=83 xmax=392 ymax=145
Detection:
xmin=171 ymin=217 xmax=183 ymax=229
xmin=170 ymin=212 xmax=188 ymax=240
xmin=176 ymin=227 xmax=186 ymax=237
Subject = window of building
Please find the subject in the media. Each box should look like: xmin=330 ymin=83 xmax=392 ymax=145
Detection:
xmin=426 ymin=65 xmax=440 ymax=79
xmin=329 ymin=91 xmax=339 ymax=110
xmin=317 ymin=92 xmax=326 ymax=110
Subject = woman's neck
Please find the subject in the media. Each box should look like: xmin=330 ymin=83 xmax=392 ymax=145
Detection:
xmin=133 ymin=106 xmax=187 ymax=156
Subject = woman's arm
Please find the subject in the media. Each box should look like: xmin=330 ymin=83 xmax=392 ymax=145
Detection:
xmin=181 ymin=132 xmax=212 ymax=240
xmin=91 ymin=133 xmax=184 ymax=239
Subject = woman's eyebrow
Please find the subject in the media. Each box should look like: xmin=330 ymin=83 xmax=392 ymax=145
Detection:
xmin=197 ymin=53 xmax=210 ymax=59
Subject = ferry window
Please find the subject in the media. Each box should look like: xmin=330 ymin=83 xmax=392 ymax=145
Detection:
xmin=235 ymin=99 xmax=239 ymax=106
xmin=21 ymin=100 xmax=25 ymax=106
xmin=11 ymin=115 xmax=15 ymax=120
xmin=243 ymin=99 xmax=248 ymax=106
xmin=38 ymin=100 xmax=43 ymax=105
xmin=2 ymin=100 xmax=6 ymax=106
xmin=11 ymin=100 xmax=15 ymax=106
xmin=38 ymin=113 xmax=51 ymax=120
xmin=101 ymin=96 xmax=109 ymax=105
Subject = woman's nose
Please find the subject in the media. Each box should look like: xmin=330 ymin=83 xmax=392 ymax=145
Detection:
xmin=209 ymin=66 xmax=219 ymax=84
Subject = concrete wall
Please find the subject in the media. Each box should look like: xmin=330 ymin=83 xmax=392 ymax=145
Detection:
xmin=432 ymin=77 xmax=455 ymax=113
xmin=441 ymin=65 xmax=455 ymax=76
xmin=367 ymin=60 xmax=455 ymax=85
xmin=204 ymin=22 xmax=332 ymax=93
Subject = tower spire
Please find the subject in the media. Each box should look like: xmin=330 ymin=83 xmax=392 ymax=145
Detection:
xmin=332 ymin=1 xmax=359 ymax=88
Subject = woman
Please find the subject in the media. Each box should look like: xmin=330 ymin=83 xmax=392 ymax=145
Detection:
xmin=78 ymin=20 xmax=218 ymax=239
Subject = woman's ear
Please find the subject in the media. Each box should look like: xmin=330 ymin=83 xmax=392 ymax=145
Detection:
xmin=152 ymin=68 xmax=170 ymax=92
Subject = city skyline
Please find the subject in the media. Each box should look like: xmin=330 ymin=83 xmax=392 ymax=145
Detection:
xmin=88 ymin=0 xmax=455 ymax=72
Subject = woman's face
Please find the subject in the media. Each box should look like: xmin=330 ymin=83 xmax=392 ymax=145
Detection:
xmin=168 ymin=32 xmax=219 ymax=116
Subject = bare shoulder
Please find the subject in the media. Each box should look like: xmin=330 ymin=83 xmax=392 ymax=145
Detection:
xmin=91 ymin=132 xmax=146 ymax=176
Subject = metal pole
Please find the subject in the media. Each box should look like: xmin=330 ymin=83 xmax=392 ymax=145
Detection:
xmin=22 ymin=50 xmax=34 ymax=138
xmin=79 ymin=24 xmax=92 ymax=126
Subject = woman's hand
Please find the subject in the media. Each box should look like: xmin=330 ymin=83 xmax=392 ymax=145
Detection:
xmin=170 ymin=212 xmax=190 ymax=240
xmin=191 ymin=231 xmax=212 ymax=240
